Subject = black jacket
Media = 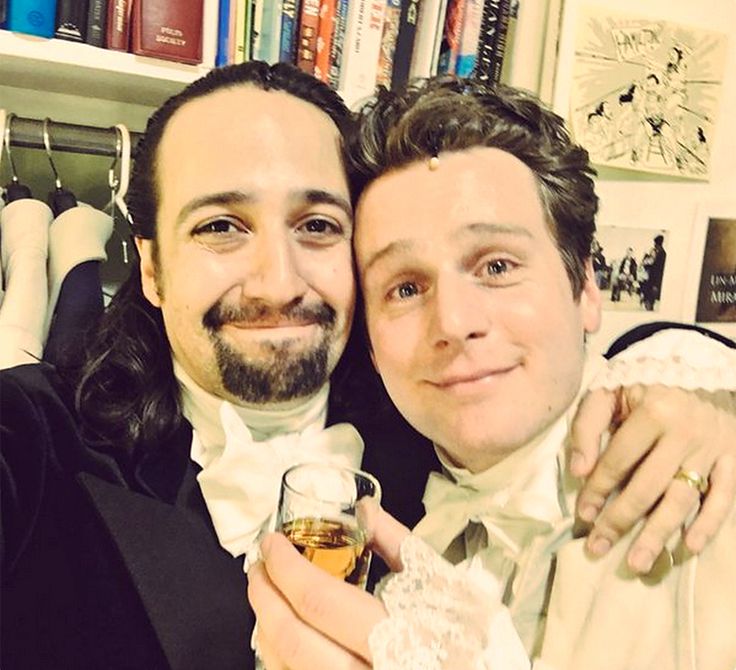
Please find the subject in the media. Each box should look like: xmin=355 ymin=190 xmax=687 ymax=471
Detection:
xmin=0 ymin=363 xmax=435 ymax=669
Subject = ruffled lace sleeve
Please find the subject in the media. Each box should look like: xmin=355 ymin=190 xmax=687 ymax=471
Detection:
xmin=589 ymin=329 xmax=736 ymax=392
xmin=367 ymin=535 xmax=531 ymax=670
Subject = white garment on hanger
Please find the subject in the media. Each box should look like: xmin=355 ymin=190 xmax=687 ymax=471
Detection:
xmin=44 ymin=203 xmax=114 ymax=342
xmin=0 ymin=198 xmax=53 ymax=368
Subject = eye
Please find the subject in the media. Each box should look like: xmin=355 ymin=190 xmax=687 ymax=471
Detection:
xmin=485 ymin=259 xmax=510 ymax=275
xmin=388 ymin=281 xmax=420 ymax=301
xmin=475 ymin=256 xmax=520 ymax=285
xmin=193 ymin=217 xmax=243 ymax=235
xmin=299 ymin=217 xmax=343 ymax=236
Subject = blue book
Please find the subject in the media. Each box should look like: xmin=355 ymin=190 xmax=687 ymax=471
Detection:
xmin=279 ymin=0 xmax=299 ymax=64
xmin=216 ymin=0 xmax=231 ymax=66
xmin=6 ymin=0 xmax=57 ymax=37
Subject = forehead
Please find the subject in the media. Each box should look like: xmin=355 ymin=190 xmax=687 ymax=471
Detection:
xmin=355 ymin=147 xmax=548 ymax=258
xmin=156 ymin=86 xmax=347 ymax=199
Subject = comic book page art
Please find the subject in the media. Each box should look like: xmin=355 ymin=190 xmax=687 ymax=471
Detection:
xmin=570 ymin=7 xmax=728 ymax=179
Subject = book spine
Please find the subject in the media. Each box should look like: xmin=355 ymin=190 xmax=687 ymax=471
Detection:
xmin=474 ymin=0 xmax=507 ymax=82
xmin=130 ymin=0 xmax=205 ymax=64
xmin=436 ymin=0 xmax=465 ymax=74
xmin=55 ymin=0 xmax=88 ymax=42
xmin=85 ymin=0 xmax=108 ymax=46
xmin=254 ymin=0 xmax=282 ymax=62
xmin=486 ymin=0 xmax=509 ymax=82
xmin=327 ymin=0 xmax=349 ymax=89
xmin=0 ymin=0 xmax=7 ymax=26
xmin=296 ymin=0 xmax=320 ymax=74
xmin=105 ymin=0 xmax=132 ymax=51
xmin=248 ymin=0 xmax=261 ymax=61
xmin=279 ymin=0 xmax=300 ymax=64
xmin=313 ymin=0 xmax=336 ymax=82
xmin=339 ymin=0 xmax=386 ymax=108
xmin=389 ymin=0 xmax=419 ymax=90
xmin=375 ymin=0 xmax=401 ymax=89
xmin=232 ymin=0 xmax=247 ymax=63
xmin=408 ymin=0 xmax=443 ymax=79
xmin=6 ymin=0 xmax=57 ymax=37
xmin=215 ymin=0 xmax=230 ymax=65
xmin=454 ymin=0 xmax=482 ymax=76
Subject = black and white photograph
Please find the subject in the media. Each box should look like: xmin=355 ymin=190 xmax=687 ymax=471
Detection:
xmin=594 ymin=225 xmax=668 ymax=312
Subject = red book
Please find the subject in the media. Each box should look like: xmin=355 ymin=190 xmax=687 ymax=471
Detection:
xmin=106 ymin=0 xmax=132 ymax=51
xmin=314 ymin=0 xmax=336 ymax=82
xmin=296 ymin=0 xmax=321 ymax=75
xmin=131 ymin=0 xmax=205 ymax=64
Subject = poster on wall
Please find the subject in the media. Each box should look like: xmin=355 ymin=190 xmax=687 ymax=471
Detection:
xmin=569 ymin=7 xmax=728 ymax=180
xmin=593 ymin=225 xmax=668 ymax=312
xmin=688 ymin=209 xmax=736 ymax=323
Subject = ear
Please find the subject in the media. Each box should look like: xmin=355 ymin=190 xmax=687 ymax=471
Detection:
xmin=135 ymin=237 xmax=162 ymax=307
xmin=580 ymin=257 xmax=602 ymax=335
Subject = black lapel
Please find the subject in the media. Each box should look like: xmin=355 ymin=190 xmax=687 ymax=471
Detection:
xmin=77 ymin=470 xmax=255 ymax=670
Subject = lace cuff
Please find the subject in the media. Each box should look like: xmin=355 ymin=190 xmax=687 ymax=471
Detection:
xmin=590 ymin=329 xmax=736 ymax=392
xmin=368 ymin=535 xmax=530 ymax=670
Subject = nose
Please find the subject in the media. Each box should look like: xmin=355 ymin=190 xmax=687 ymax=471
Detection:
xmin=429 ymin=274 xmax=489 ymax=350
xmin=240 ymin=229 xmax=309 ymax=306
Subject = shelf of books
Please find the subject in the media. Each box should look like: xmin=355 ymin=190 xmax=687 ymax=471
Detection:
xmin=1 ymin=0 xmax=563 ymax=110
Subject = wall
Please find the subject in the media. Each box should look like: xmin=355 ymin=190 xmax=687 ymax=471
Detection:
xmin=553 ymin=0 xmax=736 ymax=352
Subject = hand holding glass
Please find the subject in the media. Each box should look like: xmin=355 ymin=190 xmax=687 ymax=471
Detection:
xmin=276 ymin=463 xmax=381 ymax=589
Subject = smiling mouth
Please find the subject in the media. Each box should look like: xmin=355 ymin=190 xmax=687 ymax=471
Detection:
xmin=428 ymin=365 xmax=518 ymax=391
xmin=224 ymin=320 xmax=318 ymax=330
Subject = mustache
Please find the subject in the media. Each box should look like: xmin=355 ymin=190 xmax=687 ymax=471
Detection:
xmin=203 ymin=298 xmax=337 ymax=331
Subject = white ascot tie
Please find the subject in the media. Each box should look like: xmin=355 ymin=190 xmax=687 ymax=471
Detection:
xmin=414 ymin=472 xmax=554 ymax=560
xmin=196 ymin=402 xmax=364 ymax=562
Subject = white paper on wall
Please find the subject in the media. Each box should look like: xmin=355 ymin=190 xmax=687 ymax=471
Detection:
xmin=569 ymin=6 xmax=729 ymax=180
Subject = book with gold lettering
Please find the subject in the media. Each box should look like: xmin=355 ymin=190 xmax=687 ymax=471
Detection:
xmin=131 ymin=0 xmax=205 ymax=64
xmin=106 ymin=0 xmax=131 ymax=51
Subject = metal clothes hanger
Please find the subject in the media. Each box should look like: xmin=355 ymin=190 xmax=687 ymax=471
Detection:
xmin=43 ymin=117 xmax=78 ymax=216
xmin=108 ymin=124 xmax=134 ymax=264
xmin=2 ymin=112 xmax=33 ymax=203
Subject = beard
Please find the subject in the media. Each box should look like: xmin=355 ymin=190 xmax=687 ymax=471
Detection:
xmin=202 ymin=298 xmax=338 ymax=404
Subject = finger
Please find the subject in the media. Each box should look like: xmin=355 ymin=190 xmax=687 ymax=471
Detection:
xmin=577 ymin=404 xmax=664 ymax=523
xmin=260 ymin=533 xmax=387 ymax=661
xmin=249 ymin=561 xmax=370 ymax=670
xmin=585 ymin=432 xmax=688 ymax=560
xmin=623 ymin=471 xmax=702 ymax=573
xmin=569 ymin=388 xmax=618 ymax=477
xmin=366 ymin=505 xmax=411 ymax=572
xmin=684 ymin=454 xmax=736 ymax=554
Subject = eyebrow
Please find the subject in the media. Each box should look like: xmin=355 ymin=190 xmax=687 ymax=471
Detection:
xmin=360 ymin=221 xmax=532 ymax=276
xmin=175 ymin=188 xmax=353 ymax=228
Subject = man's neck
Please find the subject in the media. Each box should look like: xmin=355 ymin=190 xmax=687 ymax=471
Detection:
xmin=173 ymin=358 xmax=330 ymax=451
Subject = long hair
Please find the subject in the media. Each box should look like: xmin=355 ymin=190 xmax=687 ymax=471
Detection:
xmin=347 ymin=76 xmax=598 ymax=297
xmin=69 ymin=62 xmax=355 ymax=460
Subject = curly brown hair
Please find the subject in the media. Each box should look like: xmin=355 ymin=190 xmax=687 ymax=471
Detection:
xmin=347 ymin=76 xmax=599 ymax=297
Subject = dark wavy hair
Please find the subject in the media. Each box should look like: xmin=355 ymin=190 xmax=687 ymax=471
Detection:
xmin=69 ymin=62 xmax=358 ymax=462
xmin=347 ymin=76 xmax=599 ymax=297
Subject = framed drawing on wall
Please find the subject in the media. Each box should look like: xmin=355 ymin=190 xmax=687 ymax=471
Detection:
xmin=684 ymin=203 xmax=736 ymax=335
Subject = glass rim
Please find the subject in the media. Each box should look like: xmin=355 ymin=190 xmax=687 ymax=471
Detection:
xmin=281 ymin=461 xmax=382 ymax=505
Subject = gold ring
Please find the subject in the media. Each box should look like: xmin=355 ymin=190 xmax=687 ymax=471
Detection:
xmin=673 ymin=468 xmax=709 ymax=495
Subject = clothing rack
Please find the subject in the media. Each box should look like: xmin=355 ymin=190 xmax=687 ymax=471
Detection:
xmin=6 ymin=115 xmax=143 ymax=158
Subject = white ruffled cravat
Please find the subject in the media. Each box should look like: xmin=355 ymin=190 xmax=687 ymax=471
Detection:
xmin=174 ymin=360 xmax=364 ymax=565
xmin=195 ymin=402 xmax=364 ymax=562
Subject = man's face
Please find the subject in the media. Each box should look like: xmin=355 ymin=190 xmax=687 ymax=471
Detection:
xmin=137 ymin=86 xmax=355 ymax=407
xmin=355 ymin=147 xmax=601 ymax=472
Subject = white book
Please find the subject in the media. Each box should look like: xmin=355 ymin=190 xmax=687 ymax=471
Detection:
xmin=255 ymin=0 xmax=283 ymax=62
xmin=339 ymin=0 xmax=387 ymax=109
xmin=505 ymin=0 xmax=549 ymax=94
xmin=409 ymin=0 xmax=449 ymax=79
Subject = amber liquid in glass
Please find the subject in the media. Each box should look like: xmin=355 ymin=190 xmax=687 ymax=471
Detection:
xmin=282 ymin=517 xmax=371 ymax=588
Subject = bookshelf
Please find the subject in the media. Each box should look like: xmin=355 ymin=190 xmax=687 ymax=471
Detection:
xmin=0 ymin=29 xmax=212 ymax=107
